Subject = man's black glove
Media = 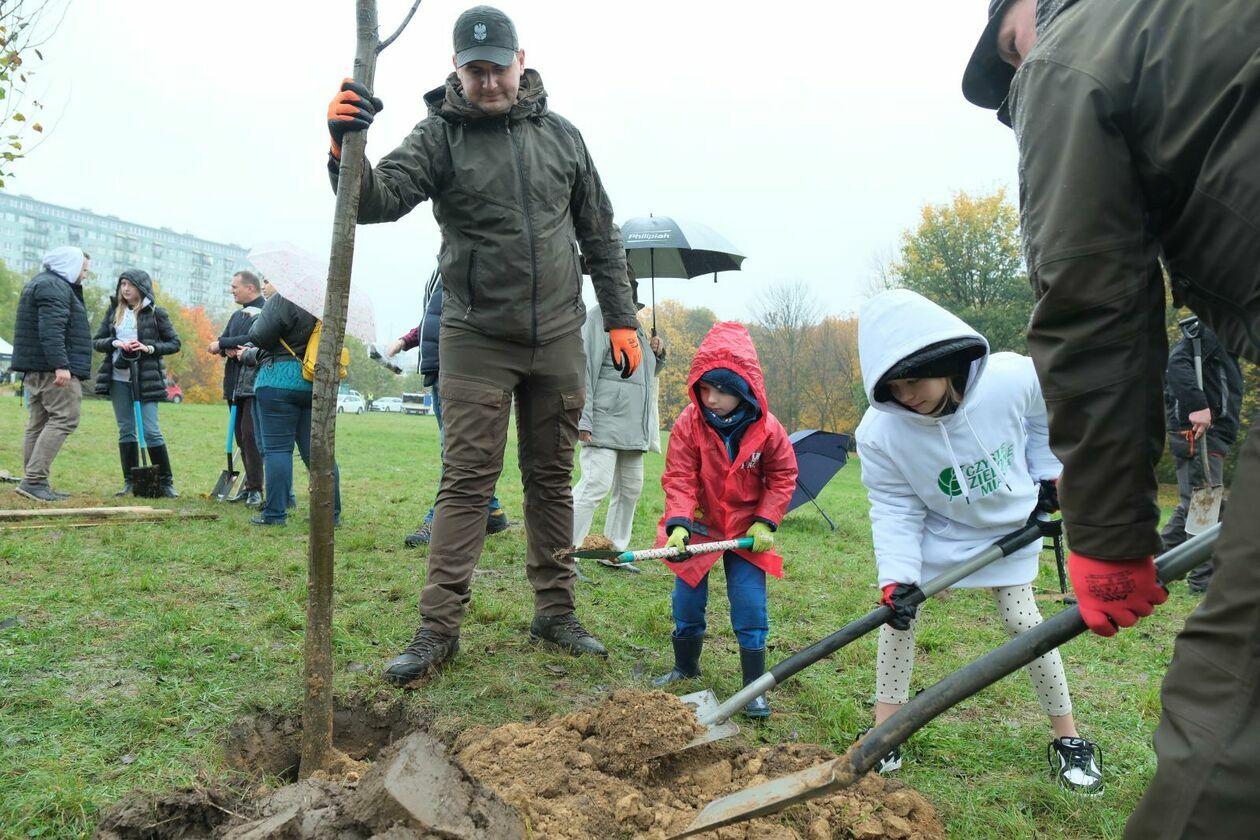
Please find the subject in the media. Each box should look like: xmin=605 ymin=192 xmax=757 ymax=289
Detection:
xmin=327 ymin=78 xmax=383 ymax=159
xmin=880 ymin=583 xmax=923 ymax=632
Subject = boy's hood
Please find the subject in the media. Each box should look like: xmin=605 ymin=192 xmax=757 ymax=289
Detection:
xmin=41 ymin=246 xmax=85 ymax=284
xmin=687 ymin=321 xmax=769 ymax=415
xmin=859 ymin=289 xmax=990 ymax=417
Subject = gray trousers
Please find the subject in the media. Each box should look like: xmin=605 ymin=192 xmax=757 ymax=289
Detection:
xmin=420 ymin=329 xmax=586 ymax=636
xmin=1126 ymin=427 xmax=1260 ymax=838
xmin=21 ymin=371 xmax=82 ymax=485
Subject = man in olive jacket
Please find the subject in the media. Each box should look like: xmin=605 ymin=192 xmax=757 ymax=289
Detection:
xmin=325 ymin=5 xmax=642 ymax=684
xmin=10 ymin=246 xmax=92 ymax=502
xmin=964 ymin=0 xmax=1260 ymax=834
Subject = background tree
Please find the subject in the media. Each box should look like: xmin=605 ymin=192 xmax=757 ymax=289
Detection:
xmin=160 ymin=303 xmax=221 ymax=404
xmin=344 ymin=335 xmax=398 ymax=398
xmin=749 ymin=279 xmax=818 ymax=432
xmin=1 ymin=0 xmax=65 ymax=187
xmin=649 ymin=299 xmax=718 ymax=429
xmin=799 ymin=315 xmax=865 ymax=434
xmin=887 ymin=188 xmax=1032 ymax=353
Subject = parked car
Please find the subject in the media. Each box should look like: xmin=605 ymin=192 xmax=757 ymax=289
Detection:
xmin=402 ymin=391 xmax=433 ymax=416
xmin=371 ymin=396 xmax=404 ymax=413
xmin=336 ymin=392 xmax=366 ymax=415
xmin=166 ymin=378 xmax=183 ymax=403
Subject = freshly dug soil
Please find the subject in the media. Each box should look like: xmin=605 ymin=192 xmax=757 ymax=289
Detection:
xmin=94 ymin=689 xmax=944 ymax=840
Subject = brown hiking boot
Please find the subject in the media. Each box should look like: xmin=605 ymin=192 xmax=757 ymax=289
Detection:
xmin=383 ymin=627 xmax=459 ymax=686
xmin=529 ymin=613 xmax=608 ymax=658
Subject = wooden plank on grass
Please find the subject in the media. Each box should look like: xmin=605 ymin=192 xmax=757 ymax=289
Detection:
xmin=0 ymin=512 xmax=219 ymax=530
xmin=0 ymin=506 xmax=163 ymax=521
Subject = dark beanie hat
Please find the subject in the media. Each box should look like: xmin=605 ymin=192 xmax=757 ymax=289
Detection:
xmin=874 ymin=338 xmax=986 ymax=404
xmin=698 ymin=367 xmax=759 ymax=410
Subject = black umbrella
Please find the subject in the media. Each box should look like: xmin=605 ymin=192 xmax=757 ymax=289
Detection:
xmin=621 ymin=215 xmax=745 ymax=335
xmin=786 ymin=430 xmax=850 ymax=531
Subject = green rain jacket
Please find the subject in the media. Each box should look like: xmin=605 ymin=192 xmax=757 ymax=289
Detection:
xmin=1010 ymin=0 xmax=1260 ymax=559
xmin=330 ymin=69 xmax=637 ymax=346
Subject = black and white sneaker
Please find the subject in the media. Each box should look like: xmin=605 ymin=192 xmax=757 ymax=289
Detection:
xmin=1048 ymin=737 xmax=1104 ymax=797
xmin=859 ymin=727 xmax=902 ymax=773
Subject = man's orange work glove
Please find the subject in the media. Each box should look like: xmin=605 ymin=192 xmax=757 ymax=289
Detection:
xmin=1068 ymin=553 xmax=1168 ymax=637
xmin=608 ymin=328 xmax=641 ymax=379
xmin=327 ymin=78 xmax=383 ymax=160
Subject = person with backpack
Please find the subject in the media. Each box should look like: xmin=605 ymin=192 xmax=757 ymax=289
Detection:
xmin=1160 ymin=318 xmax=1244 ymax=592
xmin=246 ymin=292 xmax=342 ymax=527
xmin=91 ymin=269 xmax=182 ymax=498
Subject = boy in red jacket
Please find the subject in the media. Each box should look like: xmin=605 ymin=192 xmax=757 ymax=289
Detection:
xmin=652 ymin=322 xmax=797 ymax=717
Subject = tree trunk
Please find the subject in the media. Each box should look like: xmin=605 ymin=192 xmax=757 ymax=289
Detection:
xmin=299 ymin=0 xmax=381 ymax=780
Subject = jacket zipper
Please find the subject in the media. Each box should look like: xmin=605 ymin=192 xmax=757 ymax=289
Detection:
xmin=507 ymin=120 xmax=538 ymax=343
xmin=571 ymin=242 xmax=583 ymax=311
xmin=464 ymin=250 xmax=478 ymax=319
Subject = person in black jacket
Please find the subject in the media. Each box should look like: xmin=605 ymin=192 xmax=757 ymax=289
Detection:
xmin=246 ymin=292 xmax=342 ymax=526
xmin=208 ymin=270 xmax=266 ymax=506
xmin=92 ymin=269 xmax=182 ymax=498
xmin=385 ymin=266 xmax=508 ymax=547
xmin=11 ymin=246 xmax=93 ymax=502
xmin=1161 ymin=318 xmax=1245 ymax=591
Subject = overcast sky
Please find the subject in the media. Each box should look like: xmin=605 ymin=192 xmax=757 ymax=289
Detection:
xmin=9 ymin=0 xmax=1019 ymax=343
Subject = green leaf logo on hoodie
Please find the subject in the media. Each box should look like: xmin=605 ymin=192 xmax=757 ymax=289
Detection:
xmin=936 ymin=442 xmax=1016 ymax=499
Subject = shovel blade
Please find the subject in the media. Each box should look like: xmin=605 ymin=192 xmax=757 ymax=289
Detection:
xmin=648 ymin=689 xmax=740 ymax=759
xmin=670 ymin=757 xmax=848 ymax=838
xmin=567 ymin=548 xmax=625 ymax=560
xmin=211 ymin=470 xmax=240 ymax=501
xmin=132 ymin=465 xmax=165 ymax=499
xmin=1185 ymin=484 xmax=1224 ymax=535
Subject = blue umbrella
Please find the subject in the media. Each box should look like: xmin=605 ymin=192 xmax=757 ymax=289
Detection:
xmin=621 ymin=215 xmax=745 ymax=336
xmin=787 ymin=430 xmax=851 ymax=531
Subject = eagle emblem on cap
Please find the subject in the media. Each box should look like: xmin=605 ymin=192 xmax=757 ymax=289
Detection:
xmin=473 ymin=22 xmax=487 ymax=41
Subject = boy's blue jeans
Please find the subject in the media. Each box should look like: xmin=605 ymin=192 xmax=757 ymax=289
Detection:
xmin=423 ymin=381 xmax=502 ymax=524
xmin=671 ymin=551 xmax=768 ymax=650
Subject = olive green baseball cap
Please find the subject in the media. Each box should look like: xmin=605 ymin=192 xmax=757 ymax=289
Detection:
xmin=961 ymin=0 xmax=1020 ymax=110
xmin=453 ymin=6 xmax=519 ymax=68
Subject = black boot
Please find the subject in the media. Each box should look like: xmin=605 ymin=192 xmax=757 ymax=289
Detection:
xmin=739 ymin=647 xmax=771 ymax=718
xmin=147 ymin=444 xmax=180 ymax=498
xmin=383 ymin=627 xmax=460 ymax=687
xmin=115 ymin=443 xmax=138 ymax=497
xmin=652 ymin=634 xmax=703 ymax=686
xmin=529 ymin=613 xmax=608 ymax=657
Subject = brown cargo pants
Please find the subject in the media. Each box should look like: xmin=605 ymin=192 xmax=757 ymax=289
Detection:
xmin=419 ymin=328 xmax=585 ymax=636
xmin=22 ymin=371 xmax=83 ymax=485
xmin=1126 ymin=426 xmax=1260 ymax=838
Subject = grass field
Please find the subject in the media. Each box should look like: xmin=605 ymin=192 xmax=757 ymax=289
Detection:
xmin=0 ymin=396 xmax=1197 ymax=839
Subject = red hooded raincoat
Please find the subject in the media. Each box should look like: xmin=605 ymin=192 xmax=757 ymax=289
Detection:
xmin=657 ymin=322 xmax=798 ymax=587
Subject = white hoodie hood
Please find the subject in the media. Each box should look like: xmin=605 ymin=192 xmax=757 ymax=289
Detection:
xmin=855 ymin=290 xmax=1061 ymax=589
xmin=41 ymin=246 xmax=85 ymax=284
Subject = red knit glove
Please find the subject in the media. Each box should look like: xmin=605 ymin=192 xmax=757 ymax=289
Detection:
xmin=1068 ymin=552 xmax=1168 ymax=637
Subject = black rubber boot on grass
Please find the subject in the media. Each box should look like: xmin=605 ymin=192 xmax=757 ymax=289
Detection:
xmin=739 ymin=647 xmax=771 ymax=718
xmin=115 ymin=443 xmax=137 ymax=497
xmin=652 ymin=634 xmax=703 ymax=686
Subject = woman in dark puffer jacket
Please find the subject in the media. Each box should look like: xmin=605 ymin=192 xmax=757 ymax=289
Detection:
xmin=92 ymin=269 xmax=182 ymax=497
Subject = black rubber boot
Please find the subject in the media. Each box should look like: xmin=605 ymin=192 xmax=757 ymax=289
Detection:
xmin=739 ymin=647 xmax=771 ymax=718
xmin=146 ymin=444 xmax=180 ymax=498
xmin=115 ymin=443 xmax=137 ymax=497
xmin=652 ymin=634 xmax=703 ymax=686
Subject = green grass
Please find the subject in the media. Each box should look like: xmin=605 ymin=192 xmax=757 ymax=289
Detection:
xmin=0 ymin=397 xmax=1196 ymax=838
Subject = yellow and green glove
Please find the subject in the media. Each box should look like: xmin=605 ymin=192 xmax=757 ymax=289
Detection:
xmin=665 ymin=526 xmax=689 ymax=554
xmin=746 ymin=522 xmax=774 ymax=553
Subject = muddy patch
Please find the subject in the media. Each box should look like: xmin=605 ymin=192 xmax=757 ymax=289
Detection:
xmin=95 ymin=689 xmax=943 ymax=839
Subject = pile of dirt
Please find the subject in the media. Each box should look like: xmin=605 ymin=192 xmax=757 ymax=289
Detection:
xmin=576 ymin=533 xmax=617 ymax=552
xmin=94 ymin=690 xmax=943 ymax=840
xmin=452 ymin=689 xmax=942 ymax=839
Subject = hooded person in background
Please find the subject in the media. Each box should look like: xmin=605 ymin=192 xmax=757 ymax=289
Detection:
xmin=325 ymin=5 xmax=641 ymax=683
xmin=10 ymin=246 xmax=92 ymax=502
xmin=92 ymin=269 xmax=182 ymax=498
xmin=856 ymin=289 xmax=1100 ymax=795
xmin=963 ymin=0 xmax=1260 ymax=832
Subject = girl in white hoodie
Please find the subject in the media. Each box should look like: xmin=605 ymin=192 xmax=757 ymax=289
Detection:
xmin=855 ymin=290 xmax=1102 ymax=797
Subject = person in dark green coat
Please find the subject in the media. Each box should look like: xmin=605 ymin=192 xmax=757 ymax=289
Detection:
xmin=324 ymin=5 xmax=643 ymax=684
xmin=963 ymin=0 xmax=1260 ymax=835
